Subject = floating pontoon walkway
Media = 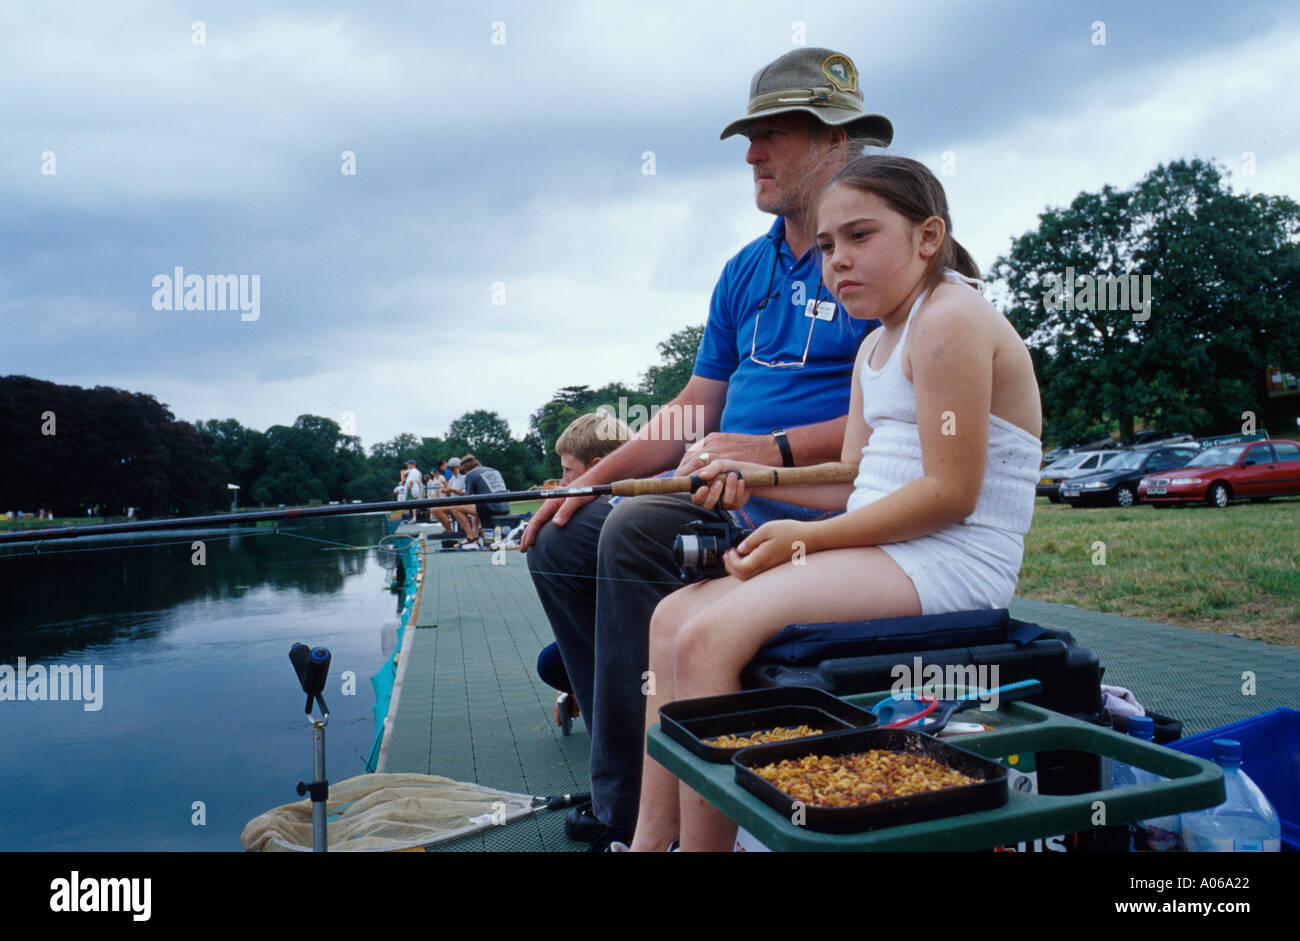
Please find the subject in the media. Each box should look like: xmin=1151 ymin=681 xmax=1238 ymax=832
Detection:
xmin=378 ymin=547 xmax=592 ymax=851
xmin=379 ymin=543 xmax=1300 ymax=852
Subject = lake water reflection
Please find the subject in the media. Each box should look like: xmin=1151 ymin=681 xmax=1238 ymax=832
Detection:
xmin=0 ymin=515 xmax=400 ymax=850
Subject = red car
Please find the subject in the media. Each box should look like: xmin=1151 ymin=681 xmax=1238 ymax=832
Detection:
xmin=1138 ymin=439 xmax=1300 ymax=507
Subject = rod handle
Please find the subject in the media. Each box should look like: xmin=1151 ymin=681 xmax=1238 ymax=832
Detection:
xmin=608 ymin=462 xmax=857 ymax=496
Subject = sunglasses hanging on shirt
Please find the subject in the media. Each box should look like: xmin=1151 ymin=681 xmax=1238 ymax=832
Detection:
xmin=748 ymin=234 xmax=835 ymax=369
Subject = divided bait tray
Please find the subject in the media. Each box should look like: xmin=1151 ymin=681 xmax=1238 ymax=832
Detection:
xmin=732 ymin=727 xmax=1007 ymax=834
xmin=646 ymin=695 xmax=1227 ymax=851
xmin=659 ymin=687 xmax=877 ymax=763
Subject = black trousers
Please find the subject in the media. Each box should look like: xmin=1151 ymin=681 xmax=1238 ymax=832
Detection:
xmin=526 ymin=493 xmax=725 ymax=832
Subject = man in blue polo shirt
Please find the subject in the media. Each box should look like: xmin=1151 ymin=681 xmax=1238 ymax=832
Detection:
xmin=520 ymin=47 xmax=893 ymax=850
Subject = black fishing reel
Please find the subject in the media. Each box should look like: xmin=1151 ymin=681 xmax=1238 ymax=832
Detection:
xmin=672 ymin=517 xmax=752 ymax=583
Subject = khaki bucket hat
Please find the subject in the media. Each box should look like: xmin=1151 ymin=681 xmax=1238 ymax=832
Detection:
xmin=720 ymin=47 xmax=893 ymax=145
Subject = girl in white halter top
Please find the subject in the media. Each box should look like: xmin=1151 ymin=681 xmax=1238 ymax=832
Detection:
xmin=629 ymin=156 xmax=1044 ymax=853
xmin=845 ymin=269 xmax=1043 ymax=613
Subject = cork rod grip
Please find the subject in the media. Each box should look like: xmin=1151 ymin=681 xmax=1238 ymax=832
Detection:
xmin=608 ymin=462 xmax=857 ymax=497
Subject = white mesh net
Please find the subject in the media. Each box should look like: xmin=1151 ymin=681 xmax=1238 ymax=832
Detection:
xmin=241 ymin=772 xmax=539 ymax=852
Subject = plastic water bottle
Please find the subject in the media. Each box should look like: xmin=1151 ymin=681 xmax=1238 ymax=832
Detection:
xmin=1125 ymin=717 xmax=1184 ymax=851
xmin=1110 ymin=752 xmax=1137 ymax=789
xmin=1109 ymin=715 xmax=1148 ymax=788
xmin=1181 ymin=739 xmax=1281 ymax=852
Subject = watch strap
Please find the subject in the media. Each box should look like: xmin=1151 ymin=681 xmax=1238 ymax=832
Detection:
xmin=770 ymin=428 xmax=795 ymax=468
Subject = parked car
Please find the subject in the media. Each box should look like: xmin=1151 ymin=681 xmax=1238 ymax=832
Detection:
xmin=1037 ymin=450 xmax=1124 ymax=502
xmin=1060 ymin=444 xmax=1202 ymax=507
xmin=1151 ymin=434 xmax=1197 ymax=448
xmin=1118 ymin=431 xmax=1196 ymax=450
xmin=1117 ymin=431 xmax=1168 ymax=449
xmin=1042 ymin=436 xmax=1117 ymax=466
xmin=1038 ymin=452 xmax=1089 ymax=487
xmin=1138 ymin=439 xmax=1300 ymax=507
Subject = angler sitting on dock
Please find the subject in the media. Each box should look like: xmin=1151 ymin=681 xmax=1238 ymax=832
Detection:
xmin=450 ymin=455 xmax=511 ymax=548
xmin=424 ymin=472 xmax=453 ymax=529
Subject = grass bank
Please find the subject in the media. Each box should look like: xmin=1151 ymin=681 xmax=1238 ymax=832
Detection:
xmin=1019 ymin=497 xmax=1300 ymax=647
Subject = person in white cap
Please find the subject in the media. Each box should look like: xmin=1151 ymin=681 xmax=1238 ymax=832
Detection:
xmin=441 ymin=457 xmax=467 ymax=535
xmin=445 ymin=457 xmax=465 ymax=496
xmin=522 ymin=48 xmax=894 ymax=850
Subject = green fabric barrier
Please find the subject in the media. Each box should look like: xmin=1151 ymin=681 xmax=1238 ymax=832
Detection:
xmin=366 ymin=540 xmax=420 ymax=771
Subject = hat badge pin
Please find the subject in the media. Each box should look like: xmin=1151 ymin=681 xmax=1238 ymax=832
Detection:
xmin=820 ymin=54 xmax=858 ymax=93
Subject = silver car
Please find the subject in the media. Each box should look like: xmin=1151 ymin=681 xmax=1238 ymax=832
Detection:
xmin=1037 ymin=450 xmax=1125 ymax=502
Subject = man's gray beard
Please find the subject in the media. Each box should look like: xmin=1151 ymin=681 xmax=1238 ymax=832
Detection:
xmin=755 ymin=150 xmax=828 ymax=219
xmin=755 ymin=188 xmax=802 ymax=218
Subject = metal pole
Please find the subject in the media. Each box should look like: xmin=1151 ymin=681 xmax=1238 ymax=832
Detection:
xmin=311 ymin=718 xmax=328 ymax=853
xmin=290 ymin=643 xmax=332 ymax=853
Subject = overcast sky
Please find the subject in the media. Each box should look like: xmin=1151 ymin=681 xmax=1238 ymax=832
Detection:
xmin=4 ymin=0 xmax=1298 ymax=450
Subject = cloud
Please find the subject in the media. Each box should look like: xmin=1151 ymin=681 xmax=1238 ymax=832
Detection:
xmin=2 ymin=0 xmax=1298 ymax=447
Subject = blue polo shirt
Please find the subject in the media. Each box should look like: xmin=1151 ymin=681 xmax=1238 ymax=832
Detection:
xmin=693 ymin=217 xmax=875 ymax=435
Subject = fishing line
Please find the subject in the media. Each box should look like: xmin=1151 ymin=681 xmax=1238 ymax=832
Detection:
xmin=426 ymin=550 xmax=688 ymax=588
xmin=1 ymin=521 xmax=699 ymax=588
xmin=0 ymin=527 xmax=362 ymax=559
xmin=0 ymin=526 xmax=378 ymax=560
xmin=509 ymin=565 xmax=686 ymax=588
xmin=271 ymin=529 xmax=376 ymax=551
xmin=0 ymin=528 xmax=280 ymax=559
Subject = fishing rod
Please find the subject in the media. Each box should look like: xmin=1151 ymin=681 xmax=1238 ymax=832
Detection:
xmin=0 ymin=463 xmax=858 ymax=545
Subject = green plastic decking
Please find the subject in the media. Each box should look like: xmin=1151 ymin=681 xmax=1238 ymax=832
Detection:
xmin=381 ymin=546 xmax=1300 ymax=852
xmin=381 ymin=547 xmax=592 ymax=851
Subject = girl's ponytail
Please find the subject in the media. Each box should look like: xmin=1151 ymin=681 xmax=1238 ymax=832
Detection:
xmin=947 ymin=238 xmax=981 ymax=284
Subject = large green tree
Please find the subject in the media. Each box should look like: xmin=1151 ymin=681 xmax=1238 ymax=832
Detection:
xmin=993 ymin=159 xmax=1300 ymax=446
xmin=196 ymin=418 xmax=268 ymax=498
xmin=525 ymin=324 xmax=705 ymax=478
xmin=641 ymin=323 xmax=705 ymax=405
xmin=446 ymin=410 xmax=514 ymax=456
xmin=250 ymin=415 xmax=362 ymax=505
xmin=526 ymin=401 xmax=582 ymax=480
xmin=368 ymin=432 xmax=421 ymax=464
xmin=444 ymin=409 xmax=542 ymax=489
xmin=0 ymin=376 xmax=225 ymax=516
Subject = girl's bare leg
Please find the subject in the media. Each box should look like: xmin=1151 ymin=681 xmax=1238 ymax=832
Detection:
xmin=674 ymin=546 xmax=922 ymax=851
xmin=629 ymin=575 xmax=747 ymax=851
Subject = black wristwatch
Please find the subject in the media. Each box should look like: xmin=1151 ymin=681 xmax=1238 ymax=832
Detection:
xmin=770 ymin=428 xmax=795 ymax=467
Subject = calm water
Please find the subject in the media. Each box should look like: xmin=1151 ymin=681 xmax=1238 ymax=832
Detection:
xmin=0 ymin=515 xmax=404 ymax=850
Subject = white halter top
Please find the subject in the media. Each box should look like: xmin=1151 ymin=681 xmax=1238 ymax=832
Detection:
xmin=845 ymin=270 xmax=1043 ymax=533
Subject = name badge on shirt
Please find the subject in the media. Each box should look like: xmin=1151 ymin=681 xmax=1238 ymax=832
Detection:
xmin=805 ymin=300 xmax=837 ymax=321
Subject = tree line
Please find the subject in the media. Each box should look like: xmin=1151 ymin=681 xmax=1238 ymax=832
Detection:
xmin=0 ymin=324 xmax=703 ymax=517
xmin=994 ymin=158 xmax=1300 ymax=445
